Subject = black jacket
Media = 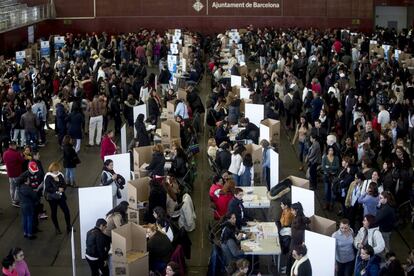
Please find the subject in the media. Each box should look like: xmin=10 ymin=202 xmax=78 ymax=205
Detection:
xmin=44 ymin=174 xmax=66 ymax=201
xmin=146 ymin=152 xmax=166 ymax=176
xmin=148 ymin=231 xmax=173 ymax=267
xmin=376 ymin=203 xmax=396 ymax=232
xmin=170 ymin=156 xmax=187 ymax=178
xmin=227 ymin=197 xmax=246 ymax=229
xmin=237 ymin=123 xmax=259 ymax=144
xmin=134 ymin=120 xmax=151 ymax=147
xmin=18 ymin=183 xmax=38 ymax=212
xmin=148 ymin=97 xmax=161 ymax=119
xmin=296 ymin=258 xmax=312 ymax=276
xmin=215 ymin=149 xmax=231 ymax=173
xmin=85 ymin=227 xmax=110 ymax=260
xmin=63 ymin=144 xmax=79 ymax=168
xmin=187 ymin=91 xmax=205 ymax=114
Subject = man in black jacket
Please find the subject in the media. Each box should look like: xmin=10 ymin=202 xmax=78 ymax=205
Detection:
xmin=227 ymin=188 xmax=247 ymax=229
xmin=85 ymin=218 xmax=110 ymax=276
xmin=237 ymin=117 xmax=259 ymax=144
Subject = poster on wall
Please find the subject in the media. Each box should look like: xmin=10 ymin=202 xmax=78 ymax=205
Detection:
xmin=40 ymin=41 xmax=50 ymax=58
xmin=28 ymin=25 xmax=34 ymax=44
xmin=15 ymin=51 xmax=25 ymax=65
xmin=54 ymin=36 xmax=65 ymax=50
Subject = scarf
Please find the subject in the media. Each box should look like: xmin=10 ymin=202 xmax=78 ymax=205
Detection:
xmin=291 ymin=255 xmax=309 ymax=276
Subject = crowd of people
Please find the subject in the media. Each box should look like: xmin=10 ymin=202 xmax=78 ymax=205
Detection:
xmin=0 ymin=24 xmax=413 ymax=276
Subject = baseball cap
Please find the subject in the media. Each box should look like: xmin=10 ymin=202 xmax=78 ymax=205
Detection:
xmin=28 ymin=161 xmax=39 ymax=173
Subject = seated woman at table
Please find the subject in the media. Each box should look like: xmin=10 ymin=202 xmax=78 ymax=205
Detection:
xmin=214 ymin=179 xmax=236 ymax=220
xmin=146 ymin=144 xmax=166 ymax=179
xmin=220 ymin=213 xmax=245 ymax=267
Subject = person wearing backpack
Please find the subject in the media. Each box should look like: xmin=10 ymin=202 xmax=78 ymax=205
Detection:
xmin=31 ymin=97 xmax=47 ymax=147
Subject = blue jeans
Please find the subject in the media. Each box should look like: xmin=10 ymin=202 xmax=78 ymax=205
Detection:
xmin=298 ymin=141 xmax=308 ymax=163
xmin=25 ymin=130 xmax=38 ymax=146
xmin=22 ymin=208 xmax=34 ymax=236
xmin=309 ymin=163 xmax=318 ymax=189
xmin=65 ymin=168 xmax=75 ymax=183
xmin=323 ymin=174 xmax=333 ymax=203
xmin=232 ymin=174 xmax=240 ymax=186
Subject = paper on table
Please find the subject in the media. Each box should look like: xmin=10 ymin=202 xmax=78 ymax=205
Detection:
xmin=243 ymin=194 xmax=258 ymax=202
xmin=140 ymin=163 xmax=149 ymax=171
xmin=146 ymin=125 xmax=156 ymax=131
xmin=261 ymin=222 xmax=278 ymax=238
xmin=243 ymin=241 xmax=262 ymax=251
xmin=243 ymin=187 xmax=254 ymax=194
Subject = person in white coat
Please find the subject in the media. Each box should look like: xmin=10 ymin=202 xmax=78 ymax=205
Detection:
xmin=178 ymin=193 xmax=196 ymax=232
xmin=354 ymin=214 xmax=385 ymax=255
xmin=228 ymin=144 xmax=245 ymax=185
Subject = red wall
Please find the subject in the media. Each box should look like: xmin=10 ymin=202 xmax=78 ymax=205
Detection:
xmin=1 ymin=0 xmax=376 ymax=54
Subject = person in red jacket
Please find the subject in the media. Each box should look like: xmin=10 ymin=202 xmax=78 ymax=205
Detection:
xmin=100 ymin=130 xmax=117 ymax=161
xmin=2 ymin=141 xmax=24 ymax=207
xmin=213 ymin=179 xmax=236 ymax=219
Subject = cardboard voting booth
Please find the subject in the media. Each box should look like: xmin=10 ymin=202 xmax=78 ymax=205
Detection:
xmin=167 ymin=99 xmax=177 ymax=119
xmin=259 ymin=119 xmax=280 ymax=147
xmin=133 ymin=146 xmax=153 ymax=177
xmin=305 ymin=230 xmax=336 ymax=276
xmin=309 ymin=215 xmax=337 ymax=236
xmin=161 ymin=120 xmax=180 ymax=142
xmin=127 ymin=177 xmax=151 ymax=224
xmin=112 ymin=223 xmax=149 ymax=276
xmin=244 ymin=143 xmax=262 ymax=181
xmin=287 ymin=175 xmax=309 ymax=190
xmin=79 ymin=186 xmax=113 ymax=259
xmin=177 ymin=88 xmax=187 ymax=100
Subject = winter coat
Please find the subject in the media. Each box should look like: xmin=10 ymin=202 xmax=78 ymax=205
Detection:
xmin=134 ymin=120 xmax=151 ymax=147
xmin=354 ymin=255 xmax=380 ymax=276
xmin=178 ymin=193 xmax=196 ymax=232
xmin=55 ymin=103 xmax=67 ymax=133
xmin=63 ymin=144 xmax=79 ymax=168
xmin=146 ymin=152 xmax=166 ymax=176
xmin=18 ymin=183 xmax=37 ymax=213
xmin=100 ymin=135 xmax=117 ymax=161
xmin=354 ymin=226 xmax=385 ymax=255
xmin=66 ymin=111 xmax=84 ymax=139
xmin=85 ymin=227 xmax=110 ymax=260
xmin=227 ymin=197 xmax=246 ymax=229
xmin=2 ymin=148 xmax=24 ymax=178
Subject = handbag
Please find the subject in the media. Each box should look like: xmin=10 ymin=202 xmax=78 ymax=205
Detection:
xmin=46 ymin=191 xmax=61 ymax=201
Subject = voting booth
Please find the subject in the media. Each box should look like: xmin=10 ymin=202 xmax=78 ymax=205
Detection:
xmin=127 ymin=177 xmax=151 ymax=224
xmin=111 ymin=223 xmax=149 ymax=275
xmin=260 ymin=119 xmax=280 ymax=148
xmin=161 ymin=120 xmax=180 ymax=142
xmin=287 ymin=175 xmax=310 ymax=190
xmin=133 ymin=146 xmax=153 ymax=177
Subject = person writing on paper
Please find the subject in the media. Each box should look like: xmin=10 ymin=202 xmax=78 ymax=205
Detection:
xmin=291 ymin=244 xmax=312 ymax=276
xmin=354 ymin=244 xmax=380 ymax=276
xmin=354 ymin=215 xmax=385 ymax=256
xmin=332 ymin=219 xmax=355 ymax=276
xmin=85 ymin=218 xmax=110 ymax=276
xmin=238 ymin=153 xmax=254 ymax=187
xmin=227 ymin=188 xmax=247 ymax=229
xmin=102 ymin=201 xmax=129 ymax=239
xmin=146 ymin=144 xmax=166 ymax=178
xmin=146 ymin=223 xmax=173 ymax=274
xmin=134 ymin=113 xmax=151 ymax=147
xmin=220 ymin=213 xmax=246 ymax=267
xmin=100 ymin=130 xmax=117 ymax=161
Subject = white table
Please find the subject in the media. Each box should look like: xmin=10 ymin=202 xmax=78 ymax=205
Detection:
xmin=241 ymin=222 xmax=281 ymax=274
xmin=238 ymin=186 xmax=270 ymax=208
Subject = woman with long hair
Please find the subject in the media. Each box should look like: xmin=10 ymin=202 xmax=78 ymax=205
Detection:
xmin=101 ymin=159 xmax=121 ymax=208
xmin=354 ymin=215 xmax=385 ymax=256
xmin=103 ymin=201 xmax=129 ymax=239
xmin=62 ymin=135 xmax=80 ymax=187
xmin=153 ymin=206 xmax=174 ymax=242
xmin=238 ymin=153 xmax=254 ymax=187
xmin=44 ymin=162 xmax=71 ymax=234
xmin=8 ymin=247 xmax=30 ymax=276
xmin=215 ymin=179 xmax=236 ymax=219
xmin=100 ymin=130 xmax=117 ymax=161
xmin=291 ymin=115 xmax=311 ymax=171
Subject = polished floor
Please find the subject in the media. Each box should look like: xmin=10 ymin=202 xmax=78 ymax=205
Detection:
xmin=0 ymin=71 xmax=413 ymax=276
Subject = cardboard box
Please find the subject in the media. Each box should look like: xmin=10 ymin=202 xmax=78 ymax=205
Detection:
xmin=133 ymin=146 xmax=153 ymax=173
xmin=309 ymin=215 xmax=337 ymax=237
xmin=161 ymin=120 xmax=180 ymax=141
xmin=287 ymin=175 xmax=309 ymax=190
xmin=112 ymin=223 xmax=149 ymax=275
xmin=260 ymin=119 xmax=280 ymax=147
xmin=167 ymin=99 xmax=177 ymax=119
xmin=127 ymin=177 xmax=151 ymax=224
xmin=177 ymin=88 xmax=187 ymax=100
xmin=244 ymin=143 xmax=262 ymax=181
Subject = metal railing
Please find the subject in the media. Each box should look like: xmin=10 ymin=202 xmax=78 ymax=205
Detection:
xmin=0 ymin=3 xmax=53 ymax=32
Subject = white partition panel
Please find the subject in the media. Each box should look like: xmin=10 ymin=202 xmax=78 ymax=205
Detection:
xmin=269 ymin=149 xmax=279 ymax=189
xmin=245 ymin=103 xmax=264 ymax=127
xmin=104 ymin=153 xmax=131 ymax=204
xmin=305 ymin=230 xmax=336 ymax=276
xmin=79 ymin=186 xmax=113 ymax=259
xmin=291 ymin=186 xmax=315 ymax=217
